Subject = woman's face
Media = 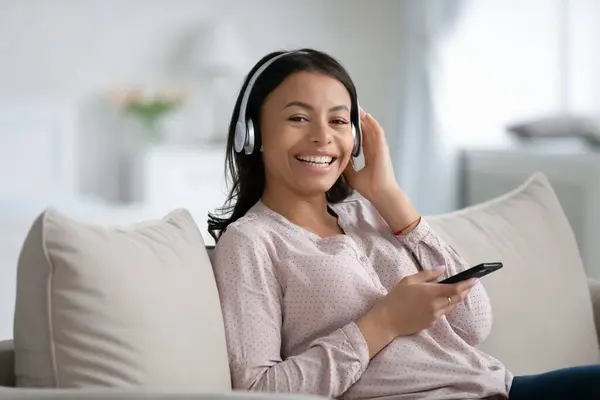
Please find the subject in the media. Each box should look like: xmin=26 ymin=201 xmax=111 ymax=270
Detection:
xmin=259 ymin=71 xmax=354 ymax=199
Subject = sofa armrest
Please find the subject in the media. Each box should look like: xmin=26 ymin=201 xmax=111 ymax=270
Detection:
xmin=0 ymin=340 xmax=15 ymax=387
xmin=589 ymin=279 xmax=600 ymax=347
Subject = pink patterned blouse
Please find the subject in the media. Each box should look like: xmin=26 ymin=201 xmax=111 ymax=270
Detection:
xmin=213 ymin=194 xmax=512 ymax=399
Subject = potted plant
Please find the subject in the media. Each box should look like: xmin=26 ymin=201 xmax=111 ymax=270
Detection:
xmin=117 ymin=88 xmax=185 ymax=144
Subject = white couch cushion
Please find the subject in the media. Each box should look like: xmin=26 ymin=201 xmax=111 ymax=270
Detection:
xmin=13 ymin=208 xmax=230 ymax=390
xmin=428 ymin=172 xmax=600 ymax=375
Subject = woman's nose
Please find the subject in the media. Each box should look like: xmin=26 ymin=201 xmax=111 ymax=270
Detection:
xmin=308 ymin=119 xmax=332 ymax=144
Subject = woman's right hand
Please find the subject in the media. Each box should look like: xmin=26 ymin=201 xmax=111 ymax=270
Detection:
xmin=356 ymin=268 xmax=477 ymax=358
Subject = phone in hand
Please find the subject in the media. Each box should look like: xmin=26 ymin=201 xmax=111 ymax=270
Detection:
xmin=439 ymin=262 xmax=503 ymax=284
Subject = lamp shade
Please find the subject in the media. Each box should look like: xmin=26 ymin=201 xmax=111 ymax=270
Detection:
xmin=198 ymin=20 xmax=248 ymax=76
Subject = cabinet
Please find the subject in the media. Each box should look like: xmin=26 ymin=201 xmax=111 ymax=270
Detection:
xmin=129 ymin=144 xmax=229 ymax=244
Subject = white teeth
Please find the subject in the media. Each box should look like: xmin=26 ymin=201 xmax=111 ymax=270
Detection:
xmin=302 ymin=161 xmax=329 ymax=168
xmin=297 ymin=155 xmax=333 ymax=164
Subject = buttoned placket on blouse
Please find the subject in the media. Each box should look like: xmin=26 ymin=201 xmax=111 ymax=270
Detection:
xmin=332 ymin=205 xmax=388 ymax=295
xmin=257 ymin=201 xmax=387 ymax=294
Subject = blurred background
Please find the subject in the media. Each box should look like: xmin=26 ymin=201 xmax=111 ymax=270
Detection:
xmin=2 ymin=0 xmax=600 ymax=338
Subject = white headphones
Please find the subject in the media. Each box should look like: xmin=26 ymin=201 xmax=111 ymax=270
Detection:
xmin=233 ymin=50 xmax=362 ymax=158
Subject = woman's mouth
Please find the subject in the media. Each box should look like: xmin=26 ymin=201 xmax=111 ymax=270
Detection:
xmin=295 ymin=155 xmax=337 ymax=168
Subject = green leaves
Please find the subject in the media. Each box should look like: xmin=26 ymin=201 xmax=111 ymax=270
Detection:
xmin=124 ymin=98 xmax=181 ymax=121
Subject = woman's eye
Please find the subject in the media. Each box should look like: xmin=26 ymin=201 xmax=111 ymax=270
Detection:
xmin=288 ymin=115 xmax=308 ymax=122
xmin=331 ymin=118 xmax=349 ymax=125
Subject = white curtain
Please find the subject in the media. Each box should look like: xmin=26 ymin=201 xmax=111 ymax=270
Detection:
xmin=389 ymin=0 xmax=465 ymax=215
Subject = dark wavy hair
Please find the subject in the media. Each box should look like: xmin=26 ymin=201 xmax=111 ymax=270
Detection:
xmin=208 ymin=48 xmax=358 ymax=242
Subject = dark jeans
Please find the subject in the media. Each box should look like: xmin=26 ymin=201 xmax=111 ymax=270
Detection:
xmin=509 ymin=364 xmax=600 ymax=399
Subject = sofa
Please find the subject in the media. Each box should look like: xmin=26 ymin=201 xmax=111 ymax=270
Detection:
xmin=0 ymin=172 xmax=599 ymax=399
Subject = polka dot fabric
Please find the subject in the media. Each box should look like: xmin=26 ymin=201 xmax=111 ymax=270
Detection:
xmin=213 ymin=194 xmax=512 ymax=399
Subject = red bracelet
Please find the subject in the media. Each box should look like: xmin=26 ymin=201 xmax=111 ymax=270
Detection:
xmin=393 ymin=216 xmax=421 ymax=236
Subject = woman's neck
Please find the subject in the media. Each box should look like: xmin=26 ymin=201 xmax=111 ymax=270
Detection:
xmin=261 ymin=186 xmax=341 ymax=237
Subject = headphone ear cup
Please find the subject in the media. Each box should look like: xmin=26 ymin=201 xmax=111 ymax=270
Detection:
xmin=246 ymin=119 xmax=256 ymax=155
xmin=351 ymin=123 xmax=361 ymax=157
xmin=234 ymin=121 xmax=247 ymax=153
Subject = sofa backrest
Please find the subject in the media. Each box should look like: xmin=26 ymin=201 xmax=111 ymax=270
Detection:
xmin=428 ymin=173 xmax=600 ymax=375
xmin=9 ymin=173 xmax=599 ymax=389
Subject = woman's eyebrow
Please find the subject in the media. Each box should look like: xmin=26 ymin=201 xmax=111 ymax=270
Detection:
xmin=282 ymin=101 xmax=350 ymax=112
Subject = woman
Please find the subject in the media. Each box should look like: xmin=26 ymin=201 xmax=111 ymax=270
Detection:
xmin=208 ymin=48 xmax=598 ymax=399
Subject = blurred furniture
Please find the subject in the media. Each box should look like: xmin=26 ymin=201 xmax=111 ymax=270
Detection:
xmin=0 ymin=136 xmax=228 ymax=340
xmin=0 ymin=103 xmax=78 ymax=342
xmin=128 ymin=144 xmax=228 ymax=240
xmin=0 ymin=173 xmax=598 ymax=398
xmin=0 ymin=102 xmax=178 ymax=340
xmin=460 ymin=139 xmax=600 ymax=280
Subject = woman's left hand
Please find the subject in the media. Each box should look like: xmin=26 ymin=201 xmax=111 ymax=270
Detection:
xmin=343 ymin=109 xmax=399 ymax=203
xmin=344 ymin=109 xmax=420 ymax=233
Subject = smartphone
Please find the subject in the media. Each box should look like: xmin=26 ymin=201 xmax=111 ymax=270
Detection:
xmin=439 ymin=262 xmax=503 ymax=284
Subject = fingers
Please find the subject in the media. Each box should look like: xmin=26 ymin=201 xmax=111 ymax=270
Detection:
xmin=426 ymin=278 xmax=478 ymax=320
xmin=364 ymin=112 xmax=383 ymax=133
xmin=449 ymin=287 xmax=471 ymax=306
xmin=359 ymin=111 xmax=382 ymax=146
xmin=360 ymin=111 xmax=385 ymax=140
xmin=447 ymin=278 xmax=478 ymax=294
xmin=433 ymin=284 xmax=474 ymax=317
xmin=402 ymin=267 xmax=446 ymax=285
xmin=360 ymin=113 xmax=374 ymax=145
xmin=458 ymin=287 xmax=472 ymax=301
xmin=436 ymin=278 xmax=478 ymax=299
xmin=434 ymin=298 xmax=455 ymax=318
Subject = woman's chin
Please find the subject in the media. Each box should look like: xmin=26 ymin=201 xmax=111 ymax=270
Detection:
xmin=292 ymin=178 xmax=341 ymax=197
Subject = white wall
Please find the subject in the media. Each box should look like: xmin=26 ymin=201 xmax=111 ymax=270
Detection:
xmin=0 ymin=0 xmax=404 ymax=201
xmin=0 ymin=0 xmax=405 ymax=340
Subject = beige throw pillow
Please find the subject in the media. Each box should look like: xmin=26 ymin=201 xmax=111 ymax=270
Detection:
xmin=13 ymin=208 xmax=231 ymax=390
xmin=429 ymin=173 xmax=600 ymax=374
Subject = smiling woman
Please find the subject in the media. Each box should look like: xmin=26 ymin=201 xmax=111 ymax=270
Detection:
xmin=206 ymin=49 xmax=599 ymax=400
xmin=207 ymin=49 xmax=361 ymax=241
xmin=207 ymin=49 xmax=509 ymax=399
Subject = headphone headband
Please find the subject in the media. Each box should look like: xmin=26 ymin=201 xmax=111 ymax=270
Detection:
xmin=237 ymin=51 xmax=302 ymax=130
